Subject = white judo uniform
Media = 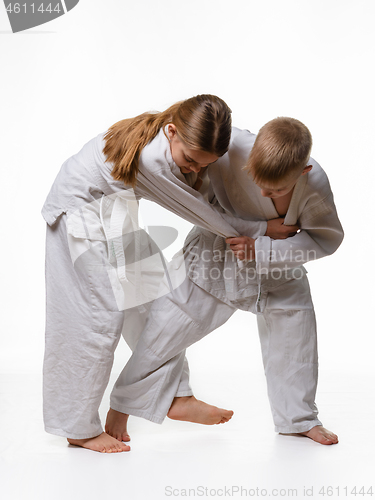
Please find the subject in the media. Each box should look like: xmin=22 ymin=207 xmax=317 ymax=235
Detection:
xmin=42 ymin=127 xmax=264 ymax=439
xmin=108 ymin=127 xmax=344 ymax=433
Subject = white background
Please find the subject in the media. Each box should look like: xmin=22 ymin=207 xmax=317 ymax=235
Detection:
xmin=1 ymin=1 xmax=374 ymax=499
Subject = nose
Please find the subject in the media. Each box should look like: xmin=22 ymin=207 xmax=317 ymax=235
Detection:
xmin=190 ymin=163 xmax=203 ymax=173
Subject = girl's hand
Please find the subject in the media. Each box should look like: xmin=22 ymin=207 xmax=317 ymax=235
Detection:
xmin=226 ymin=236 xmax=255 ymax=261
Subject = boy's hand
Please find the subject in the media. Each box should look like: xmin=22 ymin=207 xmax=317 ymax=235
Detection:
xmin=266 ymin=218 xmax=299 ymax=239
xmin=226 ymin=236 xmax=255 ymax=261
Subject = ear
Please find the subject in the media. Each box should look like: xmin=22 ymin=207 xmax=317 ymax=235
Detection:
xmin=167 ymin=123 xmax=178 ymax=140
xmin=301 ymin=164 xmax=313 ymax=175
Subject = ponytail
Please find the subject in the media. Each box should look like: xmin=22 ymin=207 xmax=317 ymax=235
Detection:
xmin=103 ymin=102 xmax=181 ymax=187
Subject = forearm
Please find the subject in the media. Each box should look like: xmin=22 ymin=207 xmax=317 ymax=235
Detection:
xmin=254 ymin=198 xmax=344 ymax=273
xmin=255 ymin=226 xmax=344 ymax=275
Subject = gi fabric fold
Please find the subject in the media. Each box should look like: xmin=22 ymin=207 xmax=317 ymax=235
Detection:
xmin=66 ymin=190 xmax=180 ymax=313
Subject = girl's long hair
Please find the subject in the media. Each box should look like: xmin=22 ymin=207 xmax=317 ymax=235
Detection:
xmin=103 ymin=94 xmax=232 ymax=187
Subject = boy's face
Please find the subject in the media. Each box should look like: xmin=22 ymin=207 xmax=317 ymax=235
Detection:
xmin=255 ymin=165 xmax=312 ymax=199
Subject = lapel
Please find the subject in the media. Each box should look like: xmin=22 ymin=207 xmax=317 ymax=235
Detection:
xmin=257 ymin=188 xmax=279 ymax=220
xmin=284 ymin=174 xmax=308 ymax=225
xmin=254 ymin=173 xmax=308 ymax=225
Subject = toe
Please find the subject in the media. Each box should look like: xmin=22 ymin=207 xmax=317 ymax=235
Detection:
xmin=322 ymin=430 xmax=338 ymax=444
xmin=320 ymin=434 xmax=337 ymax=445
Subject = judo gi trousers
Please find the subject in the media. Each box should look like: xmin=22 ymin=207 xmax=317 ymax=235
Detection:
xmin=110 ymin=273 xmax=323 ymax=433
xmin=43 ymin=215 xmax=192 ymax=439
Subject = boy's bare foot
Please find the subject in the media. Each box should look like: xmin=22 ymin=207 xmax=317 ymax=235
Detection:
xmin=105 ymin=409 xmax=131 ymax=442
xmin=67 ymin=432 xmax=131 ymax=453
xmin=280 ymin=425 xmax=338 ymax=445
xmin=167 ymin=396 xmax=234 ymax=425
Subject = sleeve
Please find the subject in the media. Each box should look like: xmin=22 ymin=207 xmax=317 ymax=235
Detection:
xmin=254 ymin=193 xmax=344 ymax=275
xmin=136 ymin=159 xmax=266 ymax=240
xmin=208 ymin=190 xmax=267 ymax=238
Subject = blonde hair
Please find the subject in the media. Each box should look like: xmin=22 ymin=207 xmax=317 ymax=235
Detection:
xmin=245 ymin=117 xmax=312 ymax=185
xmin=103 ymin=94 xmax=232 ymax=187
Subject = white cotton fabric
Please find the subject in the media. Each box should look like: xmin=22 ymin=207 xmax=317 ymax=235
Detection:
xmin=44 ymin=215 xmax=195 ymax=439
xmin=110 ymin=272 xmax=322 ymax=433
xmin=42 ymin=127 xmax=262 ymax=439
xmin=186 ymin=127 xmax=344 ymax=305
xmin=109 ymin=127 xmax=344 ymax=433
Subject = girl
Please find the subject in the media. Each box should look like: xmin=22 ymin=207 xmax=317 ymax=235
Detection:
xmin=42 ymin=95 xmax=257 ymax=453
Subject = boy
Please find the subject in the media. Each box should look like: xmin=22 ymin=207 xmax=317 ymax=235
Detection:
xmin=105 ymin=117 xmax=344 ymax=446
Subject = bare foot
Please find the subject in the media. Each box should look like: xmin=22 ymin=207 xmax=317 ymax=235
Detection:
xmin=280 ymin=425 xmax=339 ymax=445
xmin=299 ymin=425 xmax=338 ymax=445
xmin=105 ymin=408 xmax=131 ymax=442
xmin=167 ymin=396 xmax=234 ymax=425
xmin=67 ymin=432 xmax=131 ymax=453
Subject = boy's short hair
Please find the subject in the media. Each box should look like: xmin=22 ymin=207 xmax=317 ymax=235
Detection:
xmin=245 ymin=117 xmax=312 ymax=185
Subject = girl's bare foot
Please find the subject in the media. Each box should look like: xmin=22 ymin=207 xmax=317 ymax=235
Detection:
xmin=67 ymin=432 xmax=131 ymax=453
xmin=105 ymin=409 xmax=131 ymax=442
xmin=299 ymin=425 xmax=339 ymax=445
xmin=280 ymin=425 xmax=339 ymax=445
xmin=167 ymin=396 xmax=234 ymax=425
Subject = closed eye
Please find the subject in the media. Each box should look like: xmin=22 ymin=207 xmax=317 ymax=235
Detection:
xmin=184 ymin=154 xmax=195 ymax=163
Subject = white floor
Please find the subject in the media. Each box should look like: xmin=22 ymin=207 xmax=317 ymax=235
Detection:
xmin=1 ymin=355 xmax=374 ymax=500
